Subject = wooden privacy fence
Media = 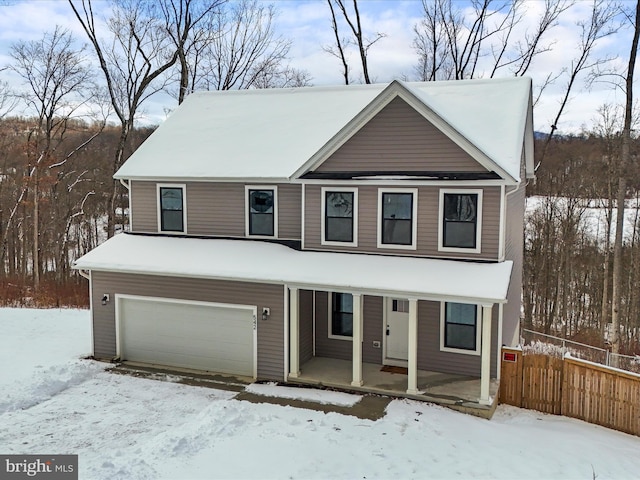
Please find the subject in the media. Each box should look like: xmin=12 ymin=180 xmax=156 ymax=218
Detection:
xmin=500 ymin=347 xmax=640 ymax=437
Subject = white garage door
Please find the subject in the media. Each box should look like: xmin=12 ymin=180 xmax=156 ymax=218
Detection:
xmin=118 ymin=296 xmax=256 ymax=377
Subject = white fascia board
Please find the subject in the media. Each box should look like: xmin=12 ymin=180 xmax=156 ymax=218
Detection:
xmin=524 ymin=96 xmax=536 ymax=179
xmin=113 ymin=174 xmax=293 ymax=184
xmin=77 ymin=265 xmax=509 ymax=305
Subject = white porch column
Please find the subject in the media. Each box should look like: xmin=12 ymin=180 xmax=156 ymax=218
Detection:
xmin=407 ymin=298 xmax=419 ymax=395
xmin=351 ymin=293 xmax=363 ymax=387
xmin=479 ymin=303 xmax=493 ymax=405
xmin=289 ymin=287 xmax=300 ymax=378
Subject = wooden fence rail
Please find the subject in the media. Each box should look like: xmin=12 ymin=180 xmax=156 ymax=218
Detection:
xmin=500 ymin=347 xmax=640 ymax=437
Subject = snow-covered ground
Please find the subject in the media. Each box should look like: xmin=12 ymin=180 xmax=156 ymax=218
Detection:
xmin=1 ymin=308 xmax=639 ymax=480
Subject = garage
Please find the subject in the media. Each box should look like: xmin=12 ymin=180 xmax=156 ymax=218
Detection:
xmin=116 ymin=295 xmax=256 ymax=378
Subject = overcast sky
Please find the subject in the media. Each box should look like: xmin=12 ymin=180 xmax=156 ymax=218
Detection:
xmin=0 ymin=0 xmax=636 ymax=134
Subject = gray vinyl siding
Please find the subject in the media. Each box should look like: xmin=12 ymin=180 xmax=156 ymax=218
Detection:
xmin=278 ymin=184 xmax=302 ymax=239
xmin=313 ymin=291 xmax=381 ymax=362
xmin=129 ymin=181 xmax=301 ymax=240
xmin=299 ymin=289 xmax=314 ymax=364
xmin=416 ymin=300 xmax=498 ymax=377
xmin=91 ymin=271 xmax=285 ymax=380
xmin=315 ymin=97 xmax=488 ymax=173
xmin=305 ymin=184 xmax=500 ymax=260
xmin=130 ymin=181 xmax=157 ymax=232
xmin=503 ymin=179 xmax=526 ymax=346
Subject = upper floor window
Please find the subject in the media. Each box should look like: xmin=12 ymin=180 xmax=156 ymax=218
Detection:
xmin=377 ymin=188 xmax=417 ymax=250
xmin=322 ymin=187 xmax=358 ymax=246
xmin=158 ymin=184 xmax=186 ymax=233
xmin=440 ymin=302 xmax=480 ymax=355
xmin=329 ymin=292 xmax=353 ymax=339
xmin=439 ymin=189 xmax=482 ymax=253
xmin=246 ymin=186 xmax=277 ymax=237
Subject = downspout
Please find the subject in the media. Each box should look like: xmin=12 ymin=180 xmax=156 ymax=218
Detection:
xmin=77 ymin=269 xmax=90 ymax=280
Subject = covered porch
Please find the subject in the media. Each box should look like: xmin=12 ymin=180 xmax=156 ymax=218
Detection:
xmin=288 ymin=357 xmax=499 ymax=416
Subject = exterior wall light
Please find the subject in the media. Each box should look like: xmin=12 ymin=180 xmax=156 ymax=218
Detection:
xmin=102 ymin=294 xmax=110 ymax=306
xmin=262 ymin=307 xmax=270 ymax=321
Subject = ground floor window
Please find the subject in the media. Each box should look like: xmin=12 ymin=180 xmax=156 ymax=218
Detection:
xmin=330 ymin=292 xmax=353 ymax=339
xmin=442 ymin=302 xmax=478 ymax=353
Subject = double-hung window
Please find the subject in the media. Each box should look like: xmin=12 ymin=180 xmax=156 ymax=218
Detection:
xmin=158 ymin=185 xmax=186 ymax=233
xmin=322 ymin=187 xmax=357 ymax=246
xmin=329 ymin=292 xmax=353 ymax=339
xmin=378 ymin=188 xmax=417 ymax=249
xmin=246 ymin=187 xmax=276 ymax=237
xmin=440 ymin=302 xmax=480 ymax=355
xmin=439 ymin=189 xmax=482 ymax=252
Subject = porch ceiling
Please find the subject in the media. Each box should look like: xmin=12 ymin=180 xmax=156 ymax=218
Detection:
xmin=73 ymin=233 xmax=512 ymax=304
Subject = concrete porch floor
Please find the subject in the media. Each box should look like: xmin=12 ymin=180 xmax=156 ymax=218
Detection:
xmin=288 ymin=357 xmax=499 ymax=418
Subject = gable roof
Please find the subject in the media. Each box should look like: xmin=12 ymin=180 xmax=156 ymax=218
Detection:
xmin=114 ymin=77 xmax=533 ymax=184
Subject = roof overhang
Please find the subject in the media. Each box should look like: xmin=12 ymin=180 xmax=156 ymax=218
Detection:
xmin=292 ymin=80 xmax=520 ymax=184
xmin=73 ymin=234 xmax=513 ymax=305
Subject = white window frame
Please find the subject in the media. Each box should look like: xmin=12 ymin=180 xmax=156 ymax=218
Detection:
xmin=439 ymin=301 xmax=481 ymax=356
xmin=321 ymin=186 xmax=358 ymax=247
xmin=327 ymin=292 xmax=353 ymax=341
xmin=245 ymin=185 xmax=278 ymax=238
xmin=156 ymin=183 xmax=187 ymax=234
xmin=377 ymin=188 xmax=418 ymax=250
xmin=438 ymin=188 xmax=483 ymax=254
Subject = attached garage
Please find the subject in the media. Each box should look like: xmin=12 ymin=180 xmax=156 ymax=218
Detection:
xmin=116 ymin=295 xmax=257 ymax=378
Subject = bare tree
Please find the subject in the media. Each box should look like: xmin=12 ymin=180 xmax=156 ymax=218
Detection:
xmin=325 ymin=0 xmax=385 ymax=84
xmin=611 ymin=0 xmax=640 ymax=363
xmin=7 ymin=27 xmax=94 ymax=289
xmin=189 ymin=0 xmax=297 ymax=91
xmin=69 ymin=0 xmax=184 ymax=237
xmin=413 ymin=0 xmax=571 ymax=81
xmin=539 ymin=0 xmax=619 ymax=164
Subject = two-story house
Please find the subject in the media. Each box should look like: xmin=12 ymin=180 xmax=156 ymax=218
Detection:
xmin=73 ymin=78 xmax=534 ymax=411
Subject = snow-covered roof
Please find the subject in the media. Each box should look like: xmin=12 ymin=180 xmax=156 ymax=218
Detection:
xmin=73 ymin=234 xmax=513 ymax=303
xmin=114 ymin=78 xmax=532 ymax=183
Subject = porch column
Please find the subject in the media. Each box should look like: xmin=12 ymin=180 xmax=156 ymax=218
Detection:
xmin=289 ymin=287 xmax=300 ymax=378
xmin=407 ymin=298 xmax=419 ymax=394
xmin=351 ymin=293 xmax=363 ymax=387
xmin=479 ymin=303 xmax=493 ymax=405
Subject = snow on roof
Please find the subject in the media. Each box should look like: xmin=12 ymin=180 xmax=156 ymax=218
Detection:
xmin=73 ymin=234 xmax=513 ymax=303
xmin=114 ymin=78 xmax=531 ymax=183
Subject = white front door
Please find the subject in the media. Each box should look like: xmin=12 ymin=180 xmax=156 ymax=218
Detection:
xmin=385 ymin=298 xmax=409 ymax=364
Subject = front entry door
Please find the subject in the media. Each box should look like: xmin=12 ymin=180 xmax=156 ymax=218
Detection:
xmin=385 ymin=298 xmax=409 ymax=364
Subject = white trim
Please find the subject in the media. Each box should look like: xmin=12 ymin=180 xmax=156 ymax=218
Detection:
xmin=321 ymin=186 xmax=358 ymax=247
xmin=245 ymin=185 xmax=278 ymax=238
xmin=284 ymin=285 xmax=290 ymax=381
xmin=438 ymin=188 xmax=483 ymax=254
xmin=88 ymin=270 xmax=95 ymax=356
xmin=439 ymin=301 xmax=482 ymax=356
xmin=407 ymin=298 xmax=419 ymax=395
xmin=114 ymin=293 xmax=258 ymax=378
xmin=312 ymin=290 xmax=316 ymax=357
xmin=498 ymin=185 xmax=506 ymax=261
xmin=301 ymin=183 xmax=306 ymax=249
xmin=479 ymin=304 xmax=493 ymax=404
xmin=377 ymin=187 xmax=418 ymax=250
xmin=351 ymin=293 xmax=363 ymax=387
xmin=327 ymin=291 xmax=353 ymax=341
xmin=497 ymin=303 xmax=504 ymax=381
xmin=289 ymin=286 xmax=300 ymax=378
xmin=156 ymin=183 xmax=187 ymax=234
xmin=122 ymin=179 xmax=132 ymax=232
